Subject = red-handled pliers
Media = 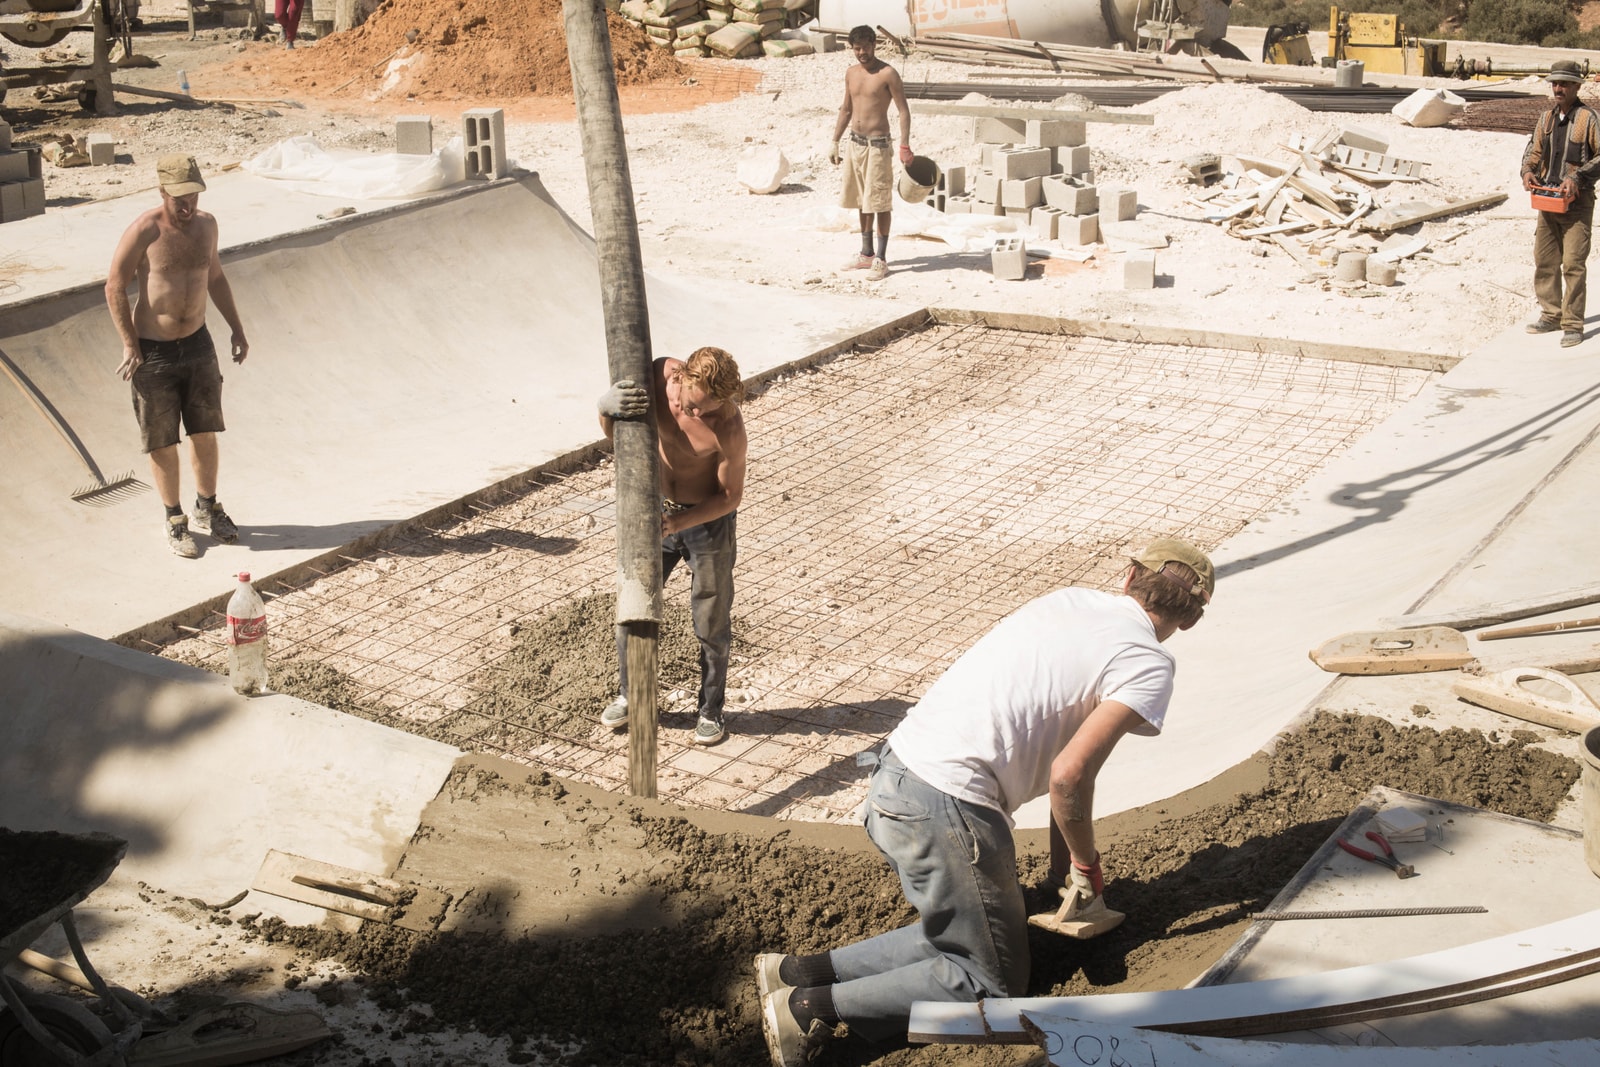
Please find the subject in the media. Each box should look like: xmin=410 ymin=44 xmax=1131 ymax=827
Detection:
xmin=1338 ymin=831 xmax=1416 ymax=879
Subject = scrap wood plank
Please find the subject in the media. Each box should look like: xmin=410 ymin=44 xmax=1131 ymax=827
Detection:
xmin=1271 ymin=233 xmax=1325 ymax=273
xmin=1363 ymin=192 xmax=1507 ymax=234
xmin=906 ymin=908 xmax=1600 ymax=1043
xmin=1019 ymin=1013 xmax=1600 ymax=1066
xmin=252 ymin=849 xmax=450 ymax=932
xmin=913 ymin=101 xmax=1153 ymax=125
xmin=1234 ymin=219 xmax=1313 ymax=238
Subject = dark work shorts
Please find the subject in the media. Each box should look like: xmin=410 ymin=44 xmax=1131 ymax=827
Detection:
xmin=130 ymin=324 xmax=225 ymax=454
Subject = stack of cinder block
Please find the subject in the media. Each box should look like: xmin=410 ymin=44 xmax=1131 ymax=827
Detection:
xmin=939 ymin=115 xmax=1121 ymax=249
xmin=0 ymin=122 xmax=46 ymax=224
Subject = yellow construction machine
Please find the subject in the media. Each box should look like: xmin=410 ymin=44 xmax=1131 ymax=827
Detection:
xmin=1263 ymin=6 xmax=1591 ymax=80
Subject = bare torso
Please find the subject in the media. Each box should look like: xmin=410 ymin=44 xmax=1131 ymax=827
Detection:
xmin=845 ymin=59 xmax=900 ymax=139
xmin=652 ymin=358 xmax=742 ymax=505
xmin=128 ymin=207 xmax=217 ymax=341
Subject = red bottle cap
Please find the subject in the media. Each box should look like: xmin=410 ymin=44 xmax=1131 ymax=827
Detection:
xmin=238 ymin=572 xmax=251 ymax=583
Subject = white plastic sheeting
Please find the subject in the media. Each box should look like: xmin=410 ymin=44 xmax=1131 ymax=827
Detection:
xmin=242 ymin=134 xmax=472 ymax=199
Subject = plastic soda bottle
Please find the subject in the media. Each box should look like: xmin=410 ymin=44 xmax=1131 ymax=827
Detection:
xmin=177 ymin=70 xmax=190 ymax=95
xmin=227 ymin=571 xmax=269 ymax=695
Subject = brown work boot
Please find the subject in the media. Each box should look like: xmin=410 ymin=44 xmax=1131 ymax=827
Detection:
xmin=1527 ymin=318 xmax=1560 ymax=334
xmin=1562 ymin=330 xmax=1584 ymax=348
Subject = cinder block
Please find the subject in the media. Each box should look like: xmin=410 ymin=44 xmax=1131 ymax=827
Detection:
xmin=1061 ymin=213 xmax=1098 ymax=245
xmin=0 ymin=181 xmax=26 ymax=223
xmin=1030 ymin=205 xmax=1063 ymax=240
xmin=1098 ymin=186 xmax=1137 ymax=222
xmin=1004 ymin=206 xmax=1032 ymax=222
xmin=1026 ymin=118 xmax=1086 ymax=147
xmin=934 ymin=191 xmax=946 ymax=212
xmin=1000 ymin=176 xmax=1042 ymax=209
xmin=19 ymin=177 xmax=43 ymax=217
xmin=0 ymin=152 xmax=31 ymax=183
xmin=983 ymin=200 xmax=1008 ymax=216
xmin=991 ymin=236 xmax=1027 ymax=280
xmin=396 ymin=115 xmax=433 ymax=155
xmin=994 ymin=146 xmax=1052 ymax=181
xmin=1338 ymin=125 xmax=1388 ymax=153
xmin=1042 ymin=175 xmax=1097 ymax=215
xmin=1076 ymin=167 xmax=1095 ymax=183
xmin=462 ymin=107 xmax=509 ymax=180
xmin=974 ymin=171 xmax=1001 ymax=204
xmin=1123 ymin=252 xmax=1156 ymax=289
xmin=0 ymin=122 xmax=11 ymax=152
xmin=945 ymin=195 xmax=973 ymax=215
xmin=86 ymin=133 xmax=115 ymax=167
xmin=979 ymin=144 xmax=1006 ymax=167
xmin=1054 ymin=144 xmax=1091 ymax=174
xmin=943 ymin=164 xmax=966 ymax=197
xmin=973 ymin=116 xmax=1026 ymax=144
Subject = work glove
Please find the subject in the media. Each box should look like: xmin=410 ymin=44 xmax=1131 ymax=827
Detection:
xmin=829 ymin=140 xmax=841 ymax=165
xmin=898 ymin=144 xmax=914 ymax=166
xmin=597 ymin=379 xmax=648 ymax=420
xmin=1071 ymin=854 xmax=1105 ymax=898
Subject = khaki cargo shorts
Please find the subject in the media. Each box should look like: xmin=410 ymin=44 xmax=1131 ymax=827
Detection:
xmin=841 ymin=134 xmax=893 ymax=214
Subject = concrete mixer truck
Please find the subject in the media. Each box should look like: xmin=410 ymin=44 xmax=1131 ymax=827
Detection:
xmin=816 ymin=0 xmax=1246 ymax=60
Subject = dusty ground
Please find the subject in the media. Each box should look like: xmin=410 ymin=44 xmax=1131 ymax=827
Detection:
xmin=3 ymin=9 xmax=1594 ymax=1067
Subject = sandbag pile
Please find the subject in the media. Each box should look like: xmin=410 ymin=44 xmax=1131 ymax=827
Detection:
xmin=617 ymin=0 xmax=816 ymax=57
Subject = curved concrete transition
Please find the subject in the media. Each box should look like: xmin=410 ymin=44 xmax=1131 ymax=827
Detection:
xmin=0 ymin=171 xmax=897 ymax=641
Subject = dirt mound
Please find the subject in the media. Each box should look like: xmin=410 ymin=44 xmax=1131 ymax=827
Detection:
xmin=245 ymin=0 xmax=684 ymax=99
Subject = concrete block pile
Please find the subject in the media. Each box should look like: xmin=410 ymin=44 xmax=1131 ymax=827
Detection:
xmin=617 ymin=0 xmax=817 ymax=58
xmin=0 ymin=122 xmax=46 ymax=224
xmin=937 ymin=115 xmax=1118 ymax=249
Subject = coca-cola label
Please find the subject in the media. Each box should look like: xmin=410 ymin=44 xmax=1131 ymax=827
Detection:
xmin=228 ymin=614 xmax=267 ymax=645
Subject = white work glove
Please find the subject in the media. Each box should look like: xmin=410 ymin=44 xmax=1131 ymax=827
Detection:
xmin=829 ymin=140 xmax=841 ymax=165
xmin=597 ymin=379 xmax=648 ymax=420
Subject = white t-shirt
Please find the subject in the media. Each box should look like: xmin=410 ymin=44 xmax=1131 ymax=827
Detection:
xmin=886 ymin=588 xmax=1175 ymax=821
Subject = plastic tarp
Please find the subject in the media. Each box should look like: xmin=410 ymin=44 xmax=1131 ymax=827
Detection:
xmin=242 ymin=134 xmax=472 ymax=199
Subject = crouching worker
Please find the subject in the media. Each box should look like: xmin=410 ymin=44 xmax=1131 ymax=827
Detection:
xmin=754 ymin=539 xmax=1214 ymax=1066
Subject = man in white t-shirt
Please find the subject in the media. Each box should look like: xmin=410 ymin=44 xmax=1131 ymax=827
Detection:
xmin=754 ymin=538 xmax=1214 ymax=1066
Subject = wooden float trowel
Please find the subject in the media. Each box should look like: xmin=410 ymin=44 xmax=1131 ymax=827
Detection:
xmin=1452 ymin=667 xmax=1600 ymax=733
xmin=1309 ymin=626 xmax=1475 ymax=675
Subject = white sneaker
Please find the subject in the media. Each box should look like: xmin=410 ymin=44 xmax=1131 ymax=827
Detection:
xmin=841 ymin=253 xmax=873 ymax=271
xmin=865 ymin=257 xmax=888 ymax=281
xmin=599 ymin=695 xmax=628 ymax=729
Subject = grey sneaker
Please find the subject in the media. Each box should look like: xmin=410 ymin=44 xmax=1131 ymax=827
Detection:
xmin=600 ymin=695 xmax=628 ymax=729
xmin=760 ymin=989 xmax=828 ymax=1067
xmin=192 ymin=498 xmax=239 ymax=543
xmin=1527 ymin=318 xmax=1560 ymax=334
xmin=755 ymin=953 xmax=789 ymax=1000
xmin=166 ymin=514 xmax=199 ymax=559
xmin=693 ymin=715 xmax=726 ymax=746
xmin=1563 ymin=330 xmax=1584 ymax=348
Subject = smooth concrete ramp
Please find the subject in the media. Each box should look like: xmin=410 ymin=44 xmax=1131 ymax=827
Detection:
xmin=0 ymin=610 xmax=459 ymax=914
xmin=0 ymin=171 xmax=898 ymax=640
xmin=1019 ymin=331 xmax=1600 ymax=825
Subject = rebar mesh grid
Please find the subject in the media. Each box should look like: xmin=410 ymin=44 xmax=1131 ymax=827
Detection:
xmin=161 ymin=324 xmax=1433 ymax=822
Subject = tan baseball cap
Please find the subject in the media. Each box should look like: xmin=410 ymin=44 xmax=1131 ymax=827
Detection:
xmin=1134 ymin=538 xmax=1214 ymax=602
xmin=157 ymin=154 xmax=206 ymax=196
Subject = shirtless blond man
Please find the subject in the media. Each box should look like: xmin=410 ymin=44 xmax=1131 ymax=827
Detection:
xmin=597 ymin=347 xmax=749 ymax=746
xmin=106 ymin=155 xmax=249 ymax=558
xmin=831 ymin=25 xmax=913 ymax=283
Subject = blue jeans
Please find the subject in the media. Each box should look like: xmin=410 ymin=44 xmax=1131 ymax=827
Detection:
xmin=828 ymin=749 xmax=1029 ymax=1043
xmin=617 ymin=511 xmax=736 ymax=720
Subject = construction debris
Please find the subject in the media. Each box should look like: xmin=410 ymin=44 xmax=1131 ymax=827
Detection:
xmin=1188 ymin=124 xmax=1506 ymax=284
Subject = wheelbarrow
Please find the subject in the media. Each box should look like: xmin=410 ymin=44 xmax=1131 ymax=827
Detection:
xmin=1 ymin=829 xmax=142 ymax=1065
xmin=3 ymin=828 xmax=335 ymax=1067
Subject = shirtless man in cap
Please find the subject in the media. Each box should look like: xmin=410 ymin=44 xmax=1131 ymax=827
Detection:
xmin=106 ymin=154 xmax=249 ymax=558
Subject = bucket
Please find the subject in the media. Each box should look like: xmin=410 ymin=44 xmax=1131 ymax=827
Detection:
xmin=1584 ymin=725 xmax=1600 ymax=879
xmin=1335 ymin=59 xmax=1365 ymax=88
xmin=897 ymin=155 xmax=940 ymax=204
